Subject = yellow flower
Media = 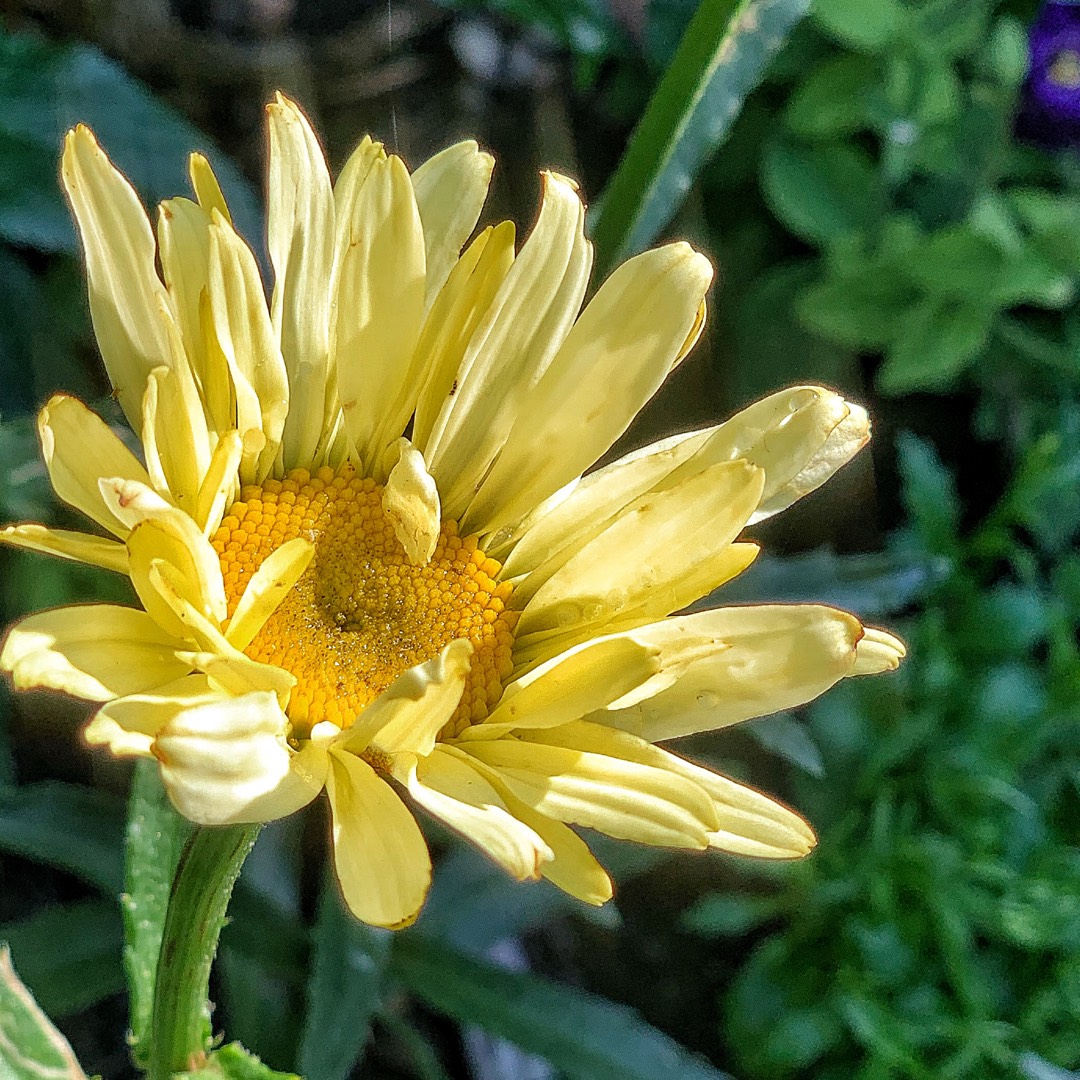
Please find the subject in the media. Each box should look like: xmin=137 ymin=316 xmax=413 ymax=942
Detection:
xmin=0 ymin=95 xmax=904 ymax=928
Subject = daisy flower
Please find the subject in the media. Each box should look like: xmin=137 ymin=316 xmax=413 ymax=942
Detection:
xmin=0 ymin=96 xmax=904 ymax=928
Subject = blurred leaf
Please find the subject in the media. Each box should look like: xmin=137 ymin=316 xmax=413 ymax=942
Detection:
xmin=761 ymin=139 xmax=883 ymax=246
xmin=0 ymin=781 xmax=123 ymax=893
xmin=376 ymin=1009 xmax=454 ymax=1080
xmin=391 ymin=935 xmax=734 ymax=1080
xmin=297 ymin=876 xmax=390 ymax=1080
xmin=811 ymin=0 xmax=904 ymax=52
xmin=878 ymin=297 xmax=993 ymax=395
xmin=590 ymin=0 xmax=810 ymax=276
xmin=784 ymin=55 xmax=877 ymax=138
xmin=0 ymin=27 xmax=261 ymax=253
xmin=123 ymin=759 xmax=193 ymax=1066
xmin=709 ymin=545 xmax=944 ymax=616
xmin=0 ymin=945 xmax=88 ymax=1079
xmin=178 ymin=1043 xmax=300 ymax=1080
xmin=1020 ymin=1052 xmax=1080 ymax=1080
xmin=1 ymin=899 xmax=123 ymax=1017
xmin=746 ymin=714 xmax=825 ymax=777
xmin=682 ymin=893 xmax=782 ymax=936
xmin=897 ymin=432 xmax=960 ymax=550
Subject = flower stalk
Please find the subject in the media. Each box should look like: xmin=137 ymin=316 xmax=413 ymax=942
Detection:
xmin=148 ymin=824 xmax=261 ymax=1080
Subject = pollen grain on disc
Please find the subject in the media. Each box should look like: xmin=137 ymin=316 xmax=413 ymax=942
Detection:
xmin=210 ymin=464 xmax=517 ymax=736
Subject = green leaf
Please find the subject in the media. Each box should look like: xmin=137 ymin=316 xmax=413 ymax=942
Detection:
xmin=746 ymin=714 xmax=825 ymax=776
xmin=390 ymin=935 xmax=734 ymax=1080
xmin=178 ymin=1043 xmax=300 ymax=1080
xmin=877 ymin=297 xmax=993 ymax=395
xmin=0 ymin=782 xmax=124 ymax=893
xmin=784 ymin=55 xmax=878 ymax=138
xmin=682 ymin=893 xmax=782 ymax=936
xmin=0 ymin=945 xmax=88 ymax=1080
xmin=297 ymin=875 xmax=391 ymax=1080
xmin=761 ymin=140 xmax=884 ymax=246
xmin=1 ymin=899 xmax=124 ymax=1017
xmin=811 ymin=0 xmax=904 ymax=52
xmin=0 ymin=27 xmax=261 ymax=253
xmin=123 ymin=759 xmax=193 ymax=1066
xmin=590 ymin=0 xmax=810 ymax=276
xmin=897 ymin=432 xmax=961 ymax=549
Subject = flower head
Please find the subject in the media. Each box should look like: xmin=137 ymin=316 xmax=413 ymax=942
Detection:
xmin=1018 ymin=1 xmax=1080 ymax=149
xmin=1 ymin=96 xmax=904 ymax=928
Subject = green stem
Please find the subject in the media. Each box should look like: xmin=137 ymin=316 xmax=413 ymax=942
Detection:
xmin=148 ymin=824 xmax=261 ymax=1079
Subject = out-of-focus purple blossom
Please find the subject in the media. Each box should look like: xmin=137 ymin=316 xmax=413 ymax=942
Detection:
xmin=1017 ymin=1 xmax=1080 ymax=149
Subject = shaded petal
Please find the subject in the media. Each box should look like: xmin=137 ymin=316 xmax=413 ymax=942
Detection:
xmin=381 ymin=438 xmax=440 ymax=566
xmin=1 ymin=605 xmax=189 ymax=702
xmin=207 ymin=209 xmax=289 ymax=483
xmin=193 ymin=429 xmax=243 ymax=535
xmin=189 ymin=153 xmax=231 ymax=221
xmin=425 ymin=174 xmax=592 ymax=522
xmin=399 ymin=749 xmax=552 ymax=881
xmin=226 ymin=537 xmax=315 ymax=650
xmin=38 ymin=395 xmax=152 ymax=537
xmin=459 ymin=736 xmax=718 ymax=848
xmin=460 ymin=634 xmax=661 ymax=740
xmin=514 ymin=460 xmax=764 ymax=664
xmin=155 ymin=690 xmax=323 ymax=824
xmin=465 ymin=242 xmax=712 ymax=533
xmin=343 ymin=639 xmax=473 ymax=757
xmin=267 ymin=94 xmax=336 ymax=469
xmin=326 ymin=748 xmax=431 ymax=928
xmin=333 ymin=155 xmax=427 ymax=473
xmin=595 ymin=605 xmax=867 ymax=742
xmin=411 ymin=140 xmax=494 ymax=309
xmin=61 ymin=125 xmax=174 ymax=433
xmin=518 ymin=722 xmax=815 ymax=859
xmin=412 ymin=224 xmax=516 ymax=452
xmin=0 ymin=524 xmax=128 ymax=574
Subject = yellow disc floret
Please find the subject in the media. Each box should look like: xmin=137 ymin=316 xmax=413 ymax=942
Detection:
xmin=210 ymin=465 xmax=517 ymax=736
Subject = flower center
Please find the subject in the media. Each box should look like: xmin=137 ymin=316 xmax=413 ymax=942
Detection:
xmin=1050 ymin=48 xmax=1080 ymax=89
xmin=210 ymin=465 xmax=517 ymax=737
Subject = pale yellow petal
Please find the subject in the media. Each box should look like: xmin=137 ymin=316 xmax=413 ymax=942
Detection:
xmin=154 ymin=690 xmax=323 ymax=825
xmin=61 ymin=125 xmax=175 ymax=432
xmin=514 ymin=460 xmax=764 ymax=663
xmin=519 ymin=722 xmax=815 ymax=859
xmin=85 ymin=673 xmax=220 ymax=757
xmin=596 ymin=605 xmax=866 ymax=742
xmin=852 ymin=626 xmax=906 ymax=674
xmin=460 ymin=634 xmax=661 ymax=740
xmin=459 ymin=736 xmax=718 ymax=848
xmin=411 ymin=140 xmax=494 ymax=309
xmin=267 ymin=94 xmax=336 ymax=469
xmin=399 ymin=749 xmax=552 ymax=881
xmin=0 ymin=524 xmax=128 ymax=574
xmin=464 ymin=242 xmax=713 ymax=533
xmin=1 ymin=606 xmax=189 ymax=702
xmin=189 ymin=153 xmax=232 ymax=222
xmin=381 ymin=438 xmax=440 ymax=566
xmin=343 ymin=639 xmax=473 ymax=757
xmin=225 ymin=537 xmax=314 ymax=650
xmin=126 ymin=515 xmax=228 ymax=639
xmin=425 ymin=173 xmax=592 ymax=522
xmin=326 ymin=748 xmax=431 ymax=928
xmin=38 ymin=395 xmax=152 ymax=537
xmin=333 ymin=155 xmax=427 ymax=473
xmin=412 ymin=223 xmax=516 ymax=452
xmin=207 ymin=209 xmax=289 ymax=483
xmin=193 ymin=429 xmax=242 ymax=535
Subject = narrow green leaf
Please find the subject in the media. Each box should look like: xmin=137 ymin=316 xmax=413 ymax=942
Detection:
xmin=0 ymin=781 xmax=124 ymax=894
xmin=390 ymin=935 xmax=733 ymax=1080
xmin=1 ymin=899 xmax=124 ymax=1018
xmin=376 ymin=1009 xmax=454 ymax=1080
xmin=297 ymin=876 xmax=390 ymax=1080
xmin=123 ymin=759 xmax=193 ymax=1066
xmin=0 ymin=945 xmax=88 ymax=1080
xmin=177 ymin=1043 xmax=300 ymax=1080
xmin=589 ymin=0 xmax=810 ymax=277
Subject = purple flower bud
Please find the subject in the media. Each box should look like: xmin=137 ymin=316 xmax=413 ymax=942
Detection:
xmin=1018 ymin=1 xmax=1080 ymax=148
